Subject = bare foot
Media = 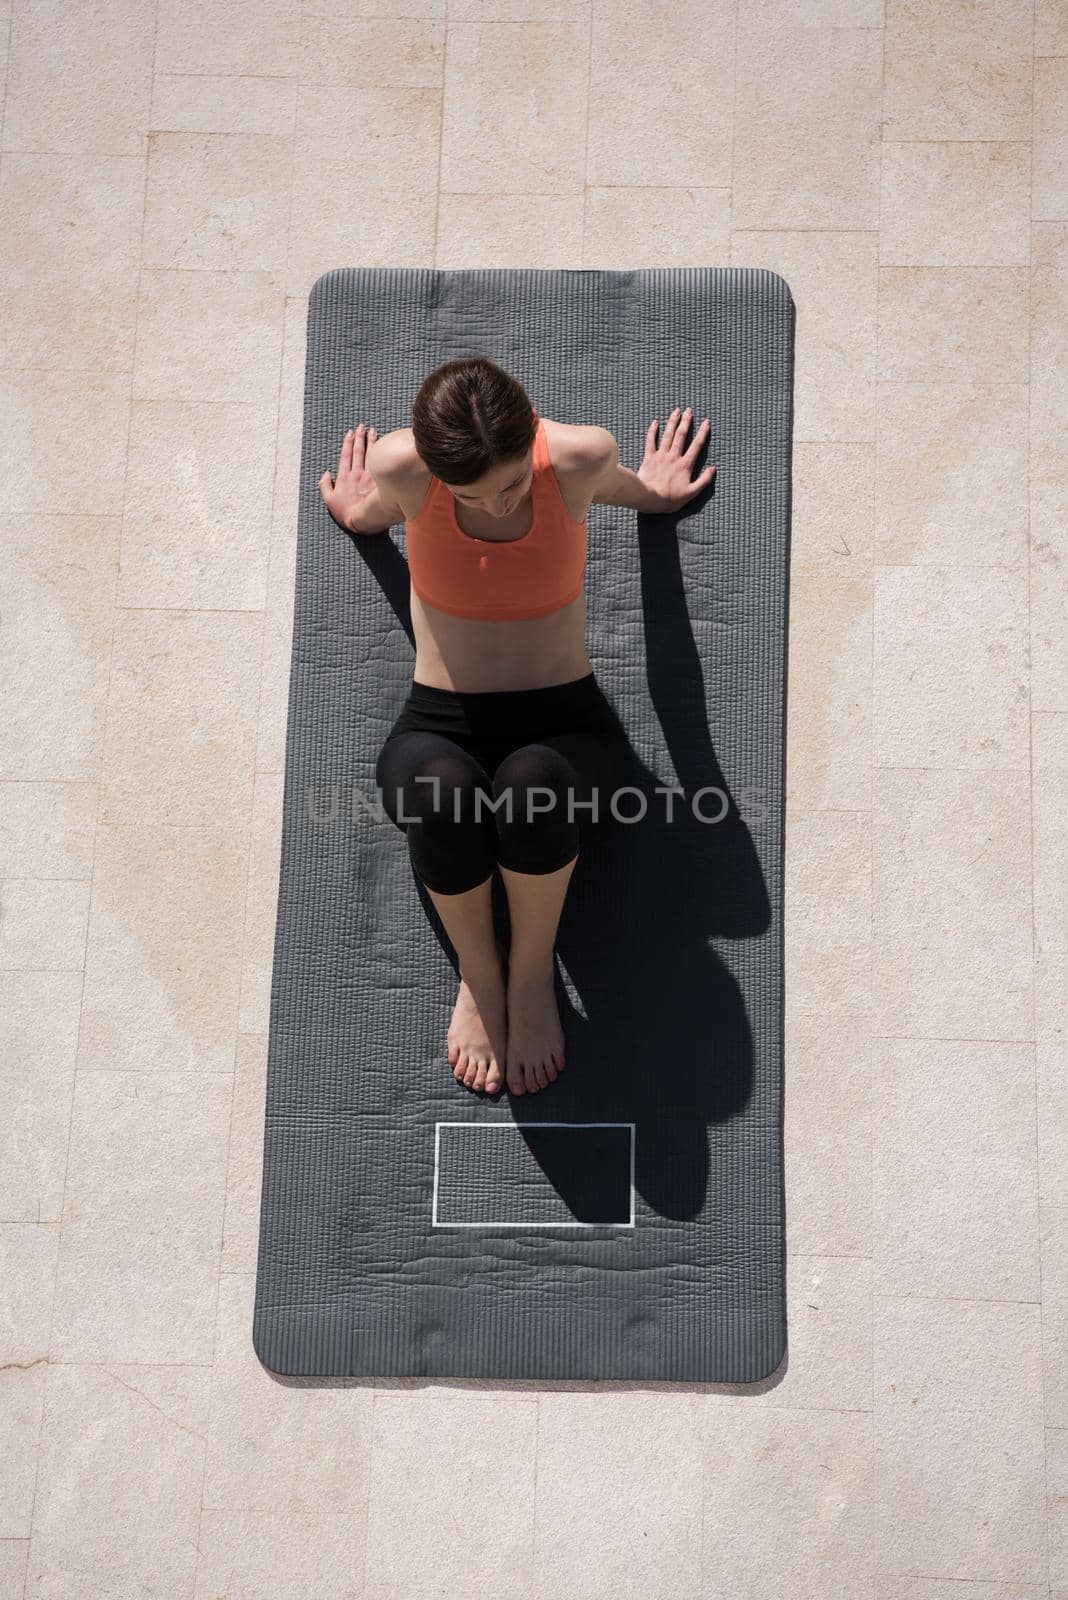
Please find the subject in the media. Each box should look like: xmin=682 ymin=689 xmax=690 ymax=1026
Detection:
xmin=505 ymin=966 xmax=566 ymax=1095
xmin=447 ymin=941 xmax=508 ymax=1094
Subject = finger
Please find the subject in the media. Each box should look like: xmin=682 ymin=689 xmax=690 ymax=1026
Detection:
xmin=646 ymin=418 xmax=659 ymax=448
xmin=682 ymin=417 xmax=711 ymax=463
xmin=671 ymin=407 xmax=694 ymax=453
xmin=319 ymin=470 xmax=333 ymax=494
xmin=661 ymin=406 xmax=682 ymax=450
xmin=339 ymin=429 xmax=354 ymax=476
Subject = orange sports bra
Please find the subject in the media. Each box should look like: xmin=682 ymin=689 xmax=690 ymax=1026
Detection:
xmin=404 ymin=411 xmax=588 ymax=621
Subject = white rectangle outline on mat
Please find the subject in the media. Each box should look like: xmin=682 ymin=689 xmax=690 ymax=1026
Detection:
xmin=432 ymin=1121 xmax=636 ymax=1229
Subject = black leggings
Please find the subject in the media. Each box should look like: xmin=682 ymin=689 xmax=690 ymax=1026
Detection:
xmin=375 ymin=672 xmax=635 ymax=895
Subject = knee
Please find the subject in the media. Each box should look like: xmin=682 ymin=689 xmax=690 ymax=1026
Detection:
xmin=380 ymin=749 xmax=486 ymax=829
xmin=492 ymin=744 xmax=578 ymax=832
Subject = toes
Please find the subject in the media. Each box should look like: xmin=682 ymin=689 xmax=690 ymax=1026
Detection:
xmin=471 ymin=1055 xmax=489 ymax=1093
xmin=524 ymin=1060 xmax=544 ymax=1094
xmin=507 ymin=1063 xmax=526 ymax=1095
xmin=452 ymin=1049 xmax=468 ymax=1081
xmin=483 ymin=1061 xmax=503 ymax=1095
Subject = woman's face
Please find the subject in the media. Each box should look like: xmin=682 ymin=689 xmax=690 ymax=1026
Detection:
xmin=444 ymin=448 xmax=534 ymax=519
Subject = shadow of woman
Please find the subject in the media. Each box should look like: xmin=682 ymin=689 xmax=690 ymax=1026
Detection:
xmin=348 ymin=495 xmax=774 ymax=1226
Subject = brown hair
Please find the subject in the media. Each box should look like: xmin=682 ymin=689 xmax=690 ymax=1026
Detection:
xmin=411 ymin=357 xmax=537 ymax=487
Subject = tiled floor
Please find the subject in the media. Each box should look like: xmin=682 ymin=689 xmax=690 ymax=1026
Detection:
xmin=0 ymin=0 xmax=1065 ymax=1595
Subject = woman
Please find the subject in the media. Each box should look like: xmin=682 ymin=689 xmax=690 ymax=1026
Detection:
xmin=318 ymin=358 xmax=714 ymax=1099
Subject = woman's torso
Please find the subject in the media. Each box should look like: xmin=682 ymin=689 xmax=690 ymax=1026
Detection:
xmin=390 ymin=418 xmax=597 ymax=693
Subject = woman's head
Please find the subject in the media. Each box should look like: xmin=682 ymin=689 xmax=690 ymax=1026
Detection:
xmin=411 ymin=357 xmax=537 ymax=518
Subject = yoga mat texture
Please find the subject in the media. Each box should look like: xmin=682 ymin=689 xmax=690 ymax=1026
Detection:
xmin=253 ymin=266 xmax=795 ymax=1382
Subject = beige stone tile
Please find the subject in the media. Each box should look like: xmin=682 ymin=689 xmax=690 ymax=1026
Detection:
xmin=77 ymin=821 xmax=246 ymax=1075
xmin=586 ymin=1 xmax=732 ymax=189
xmin=448 ymin=0 xmax=584 ymax=16
xmin=26 ymin=1362 xmax=209 ymax=1597
xmin=0 ymin=879 xmax=89 ymax=972
xmin=286 ymin=168 xmax=438 ymax=298
xmin=731 ymin=231 xmax=879 ymax=443
xmin=438 ymin=192 xmax=583 ymax=267
xmin=100 ymin=609 xmax=261 ymax=828
xmin=133 ymin=270 xmax=286 ymax=406
xmin=873 ymin=1037 xmax=1039 ymax=1302
xmin=1047 ymin=1296 xmax=1068 ymax=1427
xmin=1030 ymin=487 xmax=1068 ymax=715
xmin=117 ymin=402 xmax=276 ymax=610
xmin=881 ymin=142 xmax=1031 ymax=268
xmin=205 ymin=1274 xmax=371 ymax=1513
xmin=155 ymin=0 xmax=300 ymax=76
xmin=1039 ymin=1042 xmax=1068 ymax=1210
xmin=1035 ymin=57 xmax=1068 ymax=222
xmin=873 ymin=1583 xmax=1045 ymax=1600
xmin=786 ymin=567 xmax=872 ymax=811
xmin=1043 ymin=1206 xmax=1068 ymax=1305
xmin=790 ymin=442 xmax=876 ymax=573
xmin=0 ymin=1362 xmax=47 ymax=1540
xmin=141 ymin=132 xmax=292 ymax=274
xmin=873 ymin=768 xmax=1033 ymax=1041
xmin=1051 ymin=1425 xmax=1068 ymax=1587
xmin=875 ymin=383 xmax=1029 ymax=568
xmin=254 ymin=520 xmax=298 ymax=778
xmin=874 ymin=565 xmax=1029 ymax=769
xmin=440 ymin=20 xmax=589 ymax=194
xmin=1031 ymin=223 xmax=1068 ymax=476
xmin=220 ymin=1036 xmax=266 ymax=1273
xmin=368 ymin=1397 xmax=534 ymax=1595
xmin=1034 ymin=715 xmax=1068 ymax=1015
xmin=874 ymin=1295 xmax=1046 ymax=1581
xmin=1037 ymin=0 xmax=1068 ymax=55
xmin=785 ymin=810 xmax=871 ymax=1019
xmin=238 ymin=770 xmax=282 ymax=1037
xmin=1030 ymin=223 xmax=1068 ymax=714
xmin=883 ymin=0 xmax=1033 ymax=142
xmin=582 ymin=187 xmax=731 ymax=269
xmin=150 ymin=73 xmax=298 ymax=137
xmin=295 ymin=82 xmax=442 ymax=189
xmin=533 ymin=1391 xmax=701 ymax=1597
xmin=743 ymin=0 xmax=883 ymax=20
xmin=49 ymin=1070 xmax=231 ymax=1362
xmin=1 ymin=1220 xmax=58 ymax=1365
xmin=0 ymin=972 xmax=80 ymax=1224
xmin=194 ymin=1503 xmax=366 ymax=1599
xmin=271 ymin=294 xmax=306 ymax=528
xmin=0 ymin=1541 xmax=28 ymax=1597
xmin=2 ymin=0 xmax=153 ymax=157
xmin=0 ymin=370 xmax=129 ymax=517
xmin=0 ymin=155 xmax=143 ymax=374
xmin=733 ymin=25 xmax=882 ymax=230
xmin=700 ymin=1405 xmax=874 ymax=1595
xmin=0 ymin=781 xmax=96 ymax=879
xmin=784 ymin=1013 xmax=872 ymax=1258
xmin=298 ymin=13 xmax=444 ymax=86
xmin=878 ymin=268 xmax=1030 ymax=384
xmin=0 ymin=514 xmax=118 ymax=783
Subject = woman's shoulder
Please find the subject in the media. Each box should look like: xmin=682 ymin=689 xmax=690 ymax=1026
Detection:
xmin=366 ymin=428 xmax=432 ymax=521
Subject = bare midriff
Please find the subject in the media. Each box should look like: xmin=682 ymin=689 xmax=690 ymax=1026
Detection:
xmin=409 ymin=588 xmax=592 ymax=692
xmin=395 ymin=421 xmax=596 ymax=694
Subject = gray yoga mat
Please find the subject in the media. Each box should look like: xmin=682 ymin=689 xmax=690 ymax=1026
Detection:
xmin=253 ymin=265 xmax=794 ymax=1382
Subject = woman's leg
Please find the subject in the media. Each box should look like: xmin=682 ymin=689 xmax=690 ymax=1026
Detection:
xmin=376 ymin=731 xmax=507 ymax=1092
xmin=490 ymin=732 xmax=632 ymax=1095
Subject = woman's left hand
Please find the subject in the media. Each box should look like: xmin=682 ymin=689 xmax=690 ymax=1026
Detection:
xmin=638 ymin=408 xmax=716 ymax=511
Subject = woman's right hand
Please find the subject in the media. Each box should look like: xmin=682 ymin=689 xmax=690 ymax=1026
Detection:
xmin=319 ymin=423 xmax=379 ymax=532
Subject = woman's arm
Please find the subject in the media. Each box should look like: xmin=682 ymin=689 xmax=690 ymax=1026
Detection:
xmin=587 ymin=411 xmax=715 ymax=512
xmin=318 ymin=424 xmax=407 ymax=535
